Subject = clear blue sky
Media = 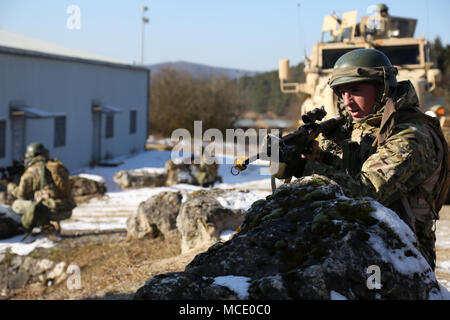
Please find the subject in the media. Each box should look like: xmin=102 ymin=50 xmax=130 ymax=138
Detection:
xmin=0 ymin=0 xmax=449 ymax=72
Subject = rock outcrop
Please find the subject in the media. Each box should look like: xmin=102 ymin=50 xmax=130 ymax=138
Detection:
xmin=134 ymin=175 xmax=449 ymax=300
xmin=127 ymin=189 xmax=248 ymax=253
xmin=113 ymin=170 xmax=167 ymax=189
xmin=0 ymin=251 xmax=71 ymax=297
xmin=127 ymin=191 xmax=184 ymax=240
xmin=176 ymin=190 xmax=245 ymax=253
xmin=70 ymin=175 xmax=107 ymax=202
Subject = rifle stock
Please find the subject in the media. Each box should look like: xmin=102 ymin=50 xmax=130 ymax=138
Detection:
xmin=0 ymin=160 xmax=25 ymax=184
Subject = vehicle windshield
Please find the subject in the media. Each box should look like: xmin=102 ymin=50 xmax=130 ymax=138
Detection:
xmin=322 ymin=48 xmax=363 ymax=69
xmin=321 ymin=44 xmax=421 ymax=69
xmin=375 ymin=45 xmax=420 ymax=65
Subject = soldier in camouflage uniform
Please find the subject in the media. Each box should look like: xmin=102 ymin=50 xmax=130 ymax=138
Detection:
xmin=8 ymin=143 xmax=76 ymax=234
xmin=190 ymin=153 xmax=222 ymax=188
xmin=272 ymin=49 xmax=449 ymax=270
xmin=165 ymin=158 xmax=196 ymax=185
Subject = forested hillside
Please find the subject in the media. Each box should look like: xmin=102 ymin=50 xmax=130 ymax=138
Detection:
xmin=148 ymin=63 xmax=306 ymax=136
xmin=237 ymin=62 xmax=306 ymax=117
xmin=149 ymin=38 xmax=450 ymax=136
xmin=433 ymin=37 xmax=450 ymax=106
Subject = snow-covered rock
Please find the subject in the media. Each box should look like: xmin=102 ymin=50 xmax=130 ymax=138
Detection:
xmin=127 ymin=191 xmax=184 ymax=239
xmin=134 ymin=175 xmax=450 ymax=300
xmin=176 ymin=189 xmax=246 ymax=253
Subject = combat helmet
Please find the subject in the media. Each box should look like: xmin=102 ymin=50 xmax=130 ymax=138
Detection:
xmin=377 ymin=3 xmax=389 ymax=17
xmin=25 ymin=142 xmax=49 ymax=160
xmin=328 ymin=48 xmax=398 ymax=103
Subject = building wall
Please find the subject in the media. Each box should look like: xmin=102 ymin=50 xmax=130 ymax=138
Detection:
xmin=0 ymin=51 xmax=149 ymax=172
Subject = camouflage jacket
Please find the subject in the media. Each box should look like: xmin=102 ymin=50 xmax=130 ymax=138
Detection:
xmin=8 ymin=155 xmax=78 ymax=214
xmin=9 ymin=155 xmax=58 ymax=201
xmin=303 ymin=80 xmax=446 ymax=227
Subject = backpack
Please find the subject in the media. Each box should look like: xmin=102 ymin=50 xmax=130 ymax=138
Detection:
xmin=375 ymin=101 xmax=450 ymax=219
xmin=45 ymin=159 xmax=72 ymax=199
xmin=419 ymin=116 xmax=450 ymax=218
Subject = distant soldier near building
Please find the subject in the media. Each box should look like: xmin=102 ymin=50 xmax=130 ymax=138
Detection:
xmin=7 ymin=142 xmax=76 ymax=237
xmin=165 ymin=158 xmax=197 ymax=186
xmin=190 ymin=153 xmax=222 ymax=188
xmin=165 ymin=150 xmax=223 ymax=187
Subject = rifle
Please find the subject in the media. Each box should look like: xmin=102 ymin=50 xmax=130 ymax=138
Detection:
xmin=0 ymin=160 xmax=25 ymax=184
xmin=231 ymin=106 xmax=345 ymax=175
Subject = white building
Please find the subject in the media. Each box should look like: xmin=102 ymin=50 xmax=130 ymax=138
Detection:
xmin=0 ymin=30 xmax=150 ymax=171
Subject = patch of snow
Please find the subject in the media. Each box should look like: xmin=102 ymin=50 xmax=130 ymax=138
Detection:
xmin=0 ymin=205 xmax=22 ymax=224
xmin=60 ymin=217 xmax=128 ymax=231
xmin=129 ymin=167 xmax=167 ymax=175
xmin=368 ymin=201 xmax=434 ymax=276
xmin=436 ymin=261 xmax=450 ymax=274
xmin=0 ymin=235 xmax=55 ymax=256
xmin=177 ymin=170 xmax=196 ymax=184
xmin=216 ymin=191 xmax=269 ymax=211
xmin=219 ymin=229 xmax=235 ymax=241
xmin=76 ymin=174 xmax=105 ymax=184
xmin=212 ymin=275 xmax=251 ymax=299
xmin=330 ymin=290 xmax=348 ymax=300
xmin=428 ymin=284 xmax=450 ymax=300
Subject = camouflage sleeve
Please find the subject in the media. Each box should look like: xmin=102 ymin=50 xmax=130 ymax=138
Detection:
xmin=360 ymin=123 xmax=440 ymax=204
xmin=10 ymin=168 xmax=39 ymax=200
xmin=304 ymin=123 xmax=440 ymax=205
xmin=317 ymin=134 xmax=344 ymax=169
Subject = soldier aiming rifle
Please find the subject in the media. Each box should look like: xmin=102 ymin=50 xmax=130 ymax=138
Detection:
xmin=7 ymin=142 xmax=76 ymax=239
xmin=234 ymin=48 xmax=450 ymax=271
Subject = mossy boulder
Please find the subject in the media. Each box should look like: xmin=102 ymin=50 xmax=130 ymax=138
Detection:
xmin=134 ymin=175 xmax=449 ymax=300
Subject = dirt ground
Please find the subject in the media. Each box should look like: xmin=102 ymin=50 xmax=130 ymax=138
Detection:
xmin=8 ymin=232 xmax=209 ymax=300
xmin=7 ymin=206 xmax=450 ymax=300
xmin=435 ymin=206 xmax=450 ymax=289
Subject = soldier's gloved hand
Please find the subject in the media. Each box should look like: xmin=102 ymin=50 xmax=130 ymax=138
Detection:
xmin=7 ymin=182 xmax=17 ymax=192
xmin=301 ymin=140 xmax=322 ymax=162
xmin=269 ymin=157 xmax=307 ymax=180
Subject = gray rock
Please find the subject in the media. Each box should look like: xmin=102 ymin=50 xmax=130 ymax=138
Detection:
xmin=0 ymin=263 xmax=8 ymax=294
xmin=0 ymin=251 xmax=68 ymax=296
xmin=10 ymin=255 xmax=24 ymax=271
xmin=113 ymin=170 xmax=167 ymax=189
xmin=45 ymin=261 xmax=67 ymax=281
xmin=70 ymin=175 xmax=106 ymax=198
xmin=127 ymin=191 xmax=184 ymax=239
xmin=0 ymin=205 xmax=23 ymax=239
xmin=134 ymin=175 xmax=447 ymax=300
xmin=30 ymin=259 xmax=55 ymax=277
xmin=176 ymin=190 xmax=245 ymax=253
xmin=134 ymin=272 xmax=238 ymax=300
xmin=8 ymin=271 xmax=29 ymax=290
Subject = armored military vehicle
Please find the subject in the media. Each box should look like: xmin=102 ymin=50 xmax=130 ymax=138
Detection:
xmin=278 ymin=4 xmax=449 ymax=142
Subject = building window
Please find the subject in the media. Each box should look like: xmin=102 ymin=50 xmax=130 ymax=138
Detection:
xmin=0 ymin=120 xmax=5 ymax=158
xmin=106 ymin=113 xmax=114 ymax=138
xmin=54 ymin=116 xmax=66 ymax=147
xmin=130 ymin=110 xmax=137 ymax=134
